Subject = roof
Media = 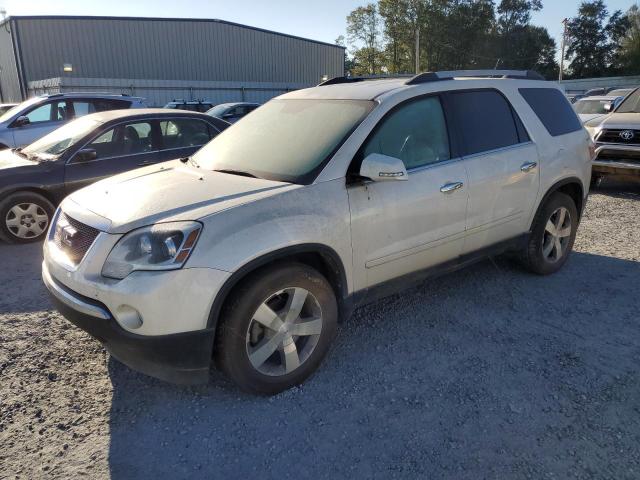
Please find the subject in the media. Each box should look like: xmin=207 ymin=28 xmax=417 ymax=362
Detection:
xmin=281 ymin=75 xmax=550 ymax=101
xmin=37 ymin=92 xmax=144 ymax=101
xmin=2 ymin=15 xmax=345 ymax=50
xmin=211 ymin=102 xmax=261 ymax=108
xmin=83 ymin=108 xmax=216 ymax=123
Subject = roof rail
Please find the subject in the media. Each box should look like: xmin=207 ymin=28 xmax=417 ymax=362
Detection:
xmin=406 ymin=70 xmax=545 ymax=85
xmin=318 ymin=75 xmax=412 ymax=87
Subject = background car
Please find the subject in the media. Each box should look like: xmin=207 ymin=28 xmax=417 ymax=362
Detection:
xmin=0 ymin=93 xmax=146 ymax=150
xmin=0 ymin=103 xmax=18 ymax=115
xmin=607 ymin=88 xmax=635 ymax=98
xmin=573 ymin=95 xmax=623 ymax=123
xmin=206 ymin=102 xmax=260 ymax=123
xmin=163 ymin=100 xmax=213 ymax=112
xmin=0 ymin=109 xmax=228 ymax=243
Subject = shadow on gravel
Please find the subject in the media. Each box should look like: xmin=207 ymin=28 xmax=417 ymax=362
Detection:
xmin=0 ymin=242 xmax=49 ymax=314
xmin=106 ymin=251 xmax=640 ymax=480
xmin=591 ymin=177 xmax=640 ymax=199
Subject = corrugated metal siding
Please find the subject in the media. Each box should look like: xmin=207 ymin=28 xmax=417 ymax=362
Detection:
xmin=0 ymin=21 xmax=22 ymax=102
xmin=15 ymin=17 xmax=344 ymax=87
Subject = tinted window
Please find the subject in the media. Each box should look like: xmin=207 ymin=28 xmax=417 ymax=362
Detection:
xmin=363 ymin=96 xmax=450 ymax=169
xmin=87 ymin=121 xmax=154 ymax=159
xmin=72 ymin=101 xmax=96 ymax=117
xmin=615 ymin=88 xmax=640 ymax=113
xmin=449 ymin=90 xmax=521 ymax=155
xmin=519 ymin=88 xmax=582 ymax=136
xmin=93 ymin=99 xmax=131 ymax=112
xmin=160 ymin=119 xmax=213 ymax=148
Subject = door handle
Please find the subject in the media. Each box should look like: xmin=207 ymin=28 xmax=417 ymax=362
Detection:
xmin=440 ymin=181 xmax=464 ymax=193
xmin=520 ymin=161 xmax=538 ymax=172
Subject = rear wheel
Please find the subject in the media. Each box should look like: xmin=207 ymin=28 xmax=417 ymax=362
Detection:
xmin=0 ymin=192 xmax=54 ymax=244
xmin=216 ymin=263 xmax=338 ymax=395
xmin=521 ymin=192 xmax=578 ymax=275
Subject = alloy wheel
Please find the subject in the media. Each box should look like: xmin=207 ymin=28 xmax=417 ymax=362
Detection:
xmin=542 ymin=206 xmax=572 ymax=263
xmin=246 ymin=287 xmax=323 ymax=377
xmin=5 ymin=203 xmax=50 ymax=240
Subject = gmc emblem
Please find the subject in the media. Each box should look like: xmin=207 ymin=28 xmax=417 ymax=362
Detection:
xmin=59 ymin=224 xmax=78 ymax=247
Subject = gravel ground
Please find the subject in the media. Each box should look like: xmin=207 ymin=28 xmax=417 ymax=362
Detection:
xmin=1 ymin=181 xmax=639 ymax=479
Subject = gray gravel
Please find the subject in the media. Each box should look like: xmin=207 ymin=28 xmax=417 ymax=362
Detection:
xmin=1 ymin=182 xmax=640 ymax=479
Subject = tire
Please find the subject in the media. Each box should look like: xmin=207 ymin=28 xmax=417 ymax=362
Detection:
xmin=521 ymin=192 xmax=578 ymax=275
xmin=0 ymin=192 xmax=55 ymax=244
xmin=215 ymin=263 xmax=338 ymax=395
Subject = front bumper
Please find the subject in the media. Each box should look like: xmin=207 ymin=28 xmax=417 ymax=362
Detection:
xmin=43 ymin=262 xmax=215 ymax=384
xmin=593 ymin=144 xmax=640 ymax=176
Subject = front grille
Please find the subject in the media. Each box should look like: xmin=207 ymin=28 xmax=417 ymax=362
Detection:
xmin=597 ymin=129 xmax=640 ymax=145
xmin=53 ymin=212 xmax=100 ymax=264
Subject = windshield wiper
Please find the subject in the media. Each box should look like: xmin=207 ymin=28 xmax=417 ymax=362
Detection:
xmin=181 ymin=156 xmax=199 ymax=168
xmin=214 ymin=168 xmax=259 ymax=179
xmin=12 ymin=148 xmax=27 ymax=159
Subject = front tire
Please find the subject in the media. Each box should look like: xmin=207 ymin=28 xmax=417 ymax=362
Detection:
xmin=0 ymin=192 xmax=55 ymax=244
xmin=521 ymin=192 xmax=578 ymax=275
xmin=215 ymin=263 xmax=338 ymax=395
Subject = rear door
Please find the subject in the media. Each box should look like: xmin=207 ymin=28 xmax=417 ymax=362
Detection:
xmin=448 ymin=89 xmax=540 ymax=253
xmin=64 ymin=119 xmax=160 ymax=193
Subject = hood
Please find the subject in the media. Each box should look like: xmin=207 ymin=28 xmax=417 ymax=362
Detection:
xmin=595 ymin=112 xmax=640 ymax=130
xmin=65 ymin=160 xmax=299 ymax=233
xmin=579 ymin=113 xmax=607 ymax=124
xmin=0 ymin=149 xmax=38 ymax=170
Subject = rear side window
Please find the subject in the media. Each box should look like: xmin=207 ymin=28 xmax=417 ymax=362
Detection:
xmin=449 ymin=90 xmax=524 ymax=156
xmin=519 ymin=88 xmax=582 ymax=137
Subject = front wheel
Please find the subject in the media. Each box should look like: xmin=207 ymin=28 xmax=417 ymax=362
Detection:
xmin=215 ymin=263 xmax=338 ymax=395
xmin=521 ymin=192 xmax=578 ymax=275
xmin=0 ymin=192 xmax=55 ymax=244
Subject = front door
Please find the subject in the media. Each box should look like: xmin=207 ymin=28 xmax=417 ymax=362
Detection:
xmin=347 ymin=95 xmax=469 ymax=291
xmin=64 ymin=119 xmax=160 ymax=194
xmin=11 ymin=100 xmax=70 ymax=148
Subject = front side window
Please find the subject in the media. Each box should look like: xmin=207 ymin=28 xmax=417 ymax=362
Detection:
xmin=24 ymin=101 xmax=68 ymax=124
xmin=362 ymin=96 xmax=450 ymax=170
xmin=192 ymin=99 xmax=375 ymax=184
xmin=160 ymin=119 xmax=213 ymax=148
xmin=449 ymin=90 xmax=522 ymax=155
xmin=85 ymin=121 xmax=154 ymax=159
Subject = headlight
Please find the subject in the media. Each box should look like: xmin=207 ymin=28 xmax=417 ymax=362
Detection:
xmin=102 ymin=222 xmax=202 ymax=279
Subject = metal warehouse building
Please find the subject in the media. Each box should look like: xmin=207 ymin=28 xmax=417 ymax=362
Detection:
xmin=0 ymin=15 xmax=345 ymax=106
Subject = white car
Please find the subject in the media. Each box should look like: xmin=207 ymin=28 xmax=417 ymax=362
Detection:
xmin=42 ymin=70 xmax=593 ymax=394
xmin=574 ymin=95 xmax=623 ymax=123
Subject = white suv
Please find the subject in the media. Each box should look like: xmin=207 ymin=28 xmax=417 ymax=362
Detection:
xmin=42 ymin=71 xmax=593 ymax=395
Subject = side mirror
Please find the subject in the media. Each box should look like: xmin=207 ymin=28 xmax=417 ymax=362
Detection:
xmin=359 ymin=153 xmax=408 ymax=182
xmin=604 ymin=103 xmax=613 ymax=112
xmin=75 ymin=148 xmax=97 ymax=162
xmin=12 ymin=115 xmax=30 ymax=128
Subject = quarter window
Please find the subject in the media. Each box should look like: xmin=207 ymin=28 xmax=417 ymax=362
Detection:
xmin=449 ymin=90 xmax=523 ymax=156
xmin=519 ymin=88 xmax=583 ymax=137
xmin=363 ymin=96 xmax=451 ymax=170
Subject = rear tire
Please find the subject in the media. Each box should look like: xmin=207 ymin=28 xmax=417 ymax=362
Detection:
xmin=215 ymin=263 xmax=338 ymax=395
xmin=0 ymin=192 xmax=55 ymax=244
xmin=521 ymin=192 xmax=578 ymax=275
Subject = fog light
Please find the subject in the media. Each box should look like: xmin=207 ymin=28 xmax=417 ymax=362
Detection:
xmin=115 ymin=305 xmax=143 ymax=329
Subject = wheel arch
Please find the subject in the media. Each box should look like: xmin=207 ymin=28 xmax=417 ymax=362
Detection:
xmin=207 ymin=244 xmax=352 ymax=332
xmin=533 ymin=177 xmax=585 ymax=228
xmin=0 ymin=186 xmax=57 ymax=208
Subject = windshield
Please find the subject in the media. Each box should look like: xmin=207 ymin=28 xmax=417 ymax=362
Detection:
xmin=22 ymin=116 xmax=101 ymax=160
xmin=206 ymin=104 xmax=232 ymax=117
xmin=0 ymin=97 xmax=43 ymax=123
xmin=193 ymin=99 xmax=375 ymax=183
xmin=575 ymin=99 xmax=611 ymax=115
xmin=616 ymin=89 xmax=640 ymax=113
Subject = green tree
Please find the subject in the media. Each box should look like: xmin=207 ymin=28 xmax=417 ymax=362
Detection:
xmin=565 ymin=0 xmax=625 ymax=78
xmin=346 ymin=4 xmax=383 ymax=75
xmin=619 ymin=5 xmax=640 ymax=74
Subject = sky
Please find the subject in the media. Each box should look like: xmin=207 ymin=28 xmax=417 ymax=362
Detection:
xmin=0 ymin=0 xmax=637 ymax=54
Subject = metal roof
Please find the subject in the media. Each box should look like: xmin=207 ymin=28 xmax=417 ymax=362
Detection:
xmin=1 ymin=15 xmax=345 ymax=50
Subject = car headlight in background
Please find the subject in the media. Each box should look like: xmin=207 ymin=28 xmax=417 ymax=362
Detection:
xmin=102 ymin=221 xmax=202 ymax=279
